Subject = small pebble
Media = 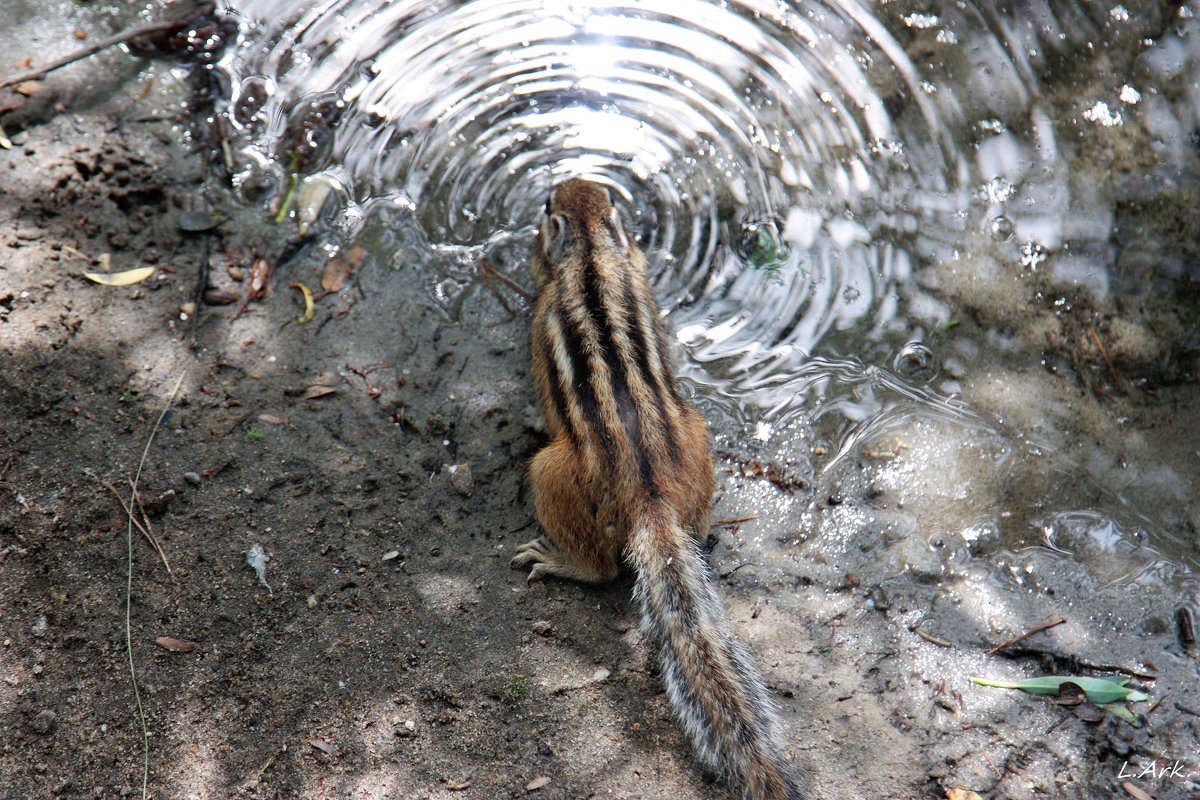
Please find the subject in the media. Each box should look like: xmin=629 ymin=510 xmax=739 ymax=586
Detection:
xmin=183 ymin=472 xmax=201 ymax=486
xmin=447 ymin=463 xmax=473 ymax=496
xmin=29 ymin=709 xmax=56 ymax=735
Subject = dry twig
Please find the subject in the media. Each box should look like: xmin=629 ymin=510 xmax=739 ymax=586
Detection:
xmin=91 ymin=474 xmax=175 ymax=580
xmin=987 ymin=618 xmax=1066 ymax=655
xmin=478 ymin=257 xmax=533 ymax=301
xmin=0 ymin=2 xmax=215 ymax=90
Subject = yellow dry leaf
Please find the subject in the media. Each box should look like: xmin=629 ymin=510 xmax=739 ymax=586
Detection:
xmin=13 ymin=80 xmax=43 ymax=97
xmin=83 ymin=267 xmax=155 ymax=286
xmin=946 ymin=789 xmax=983 ymax=800
xmin=290 ymin=282 xmax=314 ymax=323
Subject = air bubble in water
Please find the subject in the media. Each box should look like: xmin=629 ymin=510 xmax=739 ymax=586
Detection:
xmin=980 ymin=177 xmax=1015 ymax=204
xmin=1020 ymin=241 xmax=1049 ymax=271
xmin=989 ymin=215 xmax=1015 ymax=241
xmin=893 ymin=341 xmax=937 ymax=382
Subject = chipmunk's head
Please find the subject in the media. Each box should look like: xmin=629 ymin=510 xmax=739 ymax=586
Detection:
xmin=533 ymin=178 xmax=631 ymax=289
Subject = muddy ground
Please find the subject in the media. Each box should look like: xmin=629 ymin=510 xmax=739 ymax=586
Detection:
xmin=2 ymin=11 xmax=1199 ymax=800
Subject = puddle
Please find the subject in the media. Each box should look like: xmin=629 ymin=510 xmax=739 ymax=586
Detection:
xmin=195 ymin=0 xmax=1200 ymax=615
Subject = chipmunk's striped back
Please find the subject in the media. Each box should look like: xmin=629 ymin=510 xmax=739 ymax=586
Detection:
xmin=513 ymin=179 xmax=807 ymax=800
xmin=531 ymin=180 xmax=686 ymax=497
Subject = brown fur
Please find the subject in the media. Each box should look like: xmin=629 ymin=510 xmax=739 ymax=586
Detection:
xmin=513 ymin=179 xmax=805 ymax=800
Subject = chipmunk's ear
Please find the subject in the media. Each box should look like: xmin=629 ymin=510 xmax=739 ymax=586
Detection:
xmin=608 ymin=207 xmax=629 ymax=251
xmin=544 ymin=213 xmax=569 ymax=262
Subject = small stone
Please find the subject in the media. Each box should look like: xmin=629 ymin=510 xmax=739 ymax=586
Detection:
xmin=382 ymin=550 xmax=400 ymax=562
xmin=447 ymin=463 xmax=474 ymax=496
xmin=306 ymin=594 xmax=317 ymax=609
xmin=531 ymin=620 xmax=553 ymax=636
xmin=29 ymin=709 xmax=56 ymax=735
xmin=31 ymin=614 xmax=48 ymax=638
xmin=183 ymin=472 xmax=201 ymax=486
xmin=526 ymin=776 xmax=550 ymax=792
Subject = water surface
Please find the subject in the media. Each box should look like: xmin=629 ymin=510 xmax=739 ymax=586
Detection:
xmin=206 ymin=0 xmax=1200 ymax=597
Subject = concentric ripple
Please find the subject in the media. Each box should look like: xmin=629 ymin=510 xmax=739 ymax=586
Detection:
xmin=214 ymin=0 xmax=968 ymax=353
xmin=209 ymin=0 xmax=1200 ymax=406
xmin=205 ymin=0 xmax=1200 ymax=588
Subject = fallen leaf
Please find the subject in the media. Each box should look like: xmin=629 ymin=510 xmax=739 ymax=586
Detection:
xmin=258 ymin=414 xmax=288 ymax=425
xmin=249 ymin=258 xmax=272 ymax=298
xmin=13 ymin=81 xmax=42 ymax=97
xmin=303 ymin=385 xmax=337 ymax=400
xmin=84 ymin=266 xmax=156 ymax=286
xmin=1098 ymin=702 xmax=1141 ymax=725
xmin=290 ymin=282 xmax=314 ymax=323
xmin=154 ymin=636 xmax=196 ymax=653
xmin=1122 ymin=782 xmax=1153 ymax=800
xmin=946 ymin=789 xmax=982 ymax=800
xmin=970 ymin=675 xmax=1150 ymax=704
xmin=526 ymin=776 xmax=550 ymax=791
xmin=178 ymin=210 xmax=221 ymax=232
xmin=321 ymin=246 xmax=364 ymax=293
xmin=446 ymin=778 xmax=474 ymax=791
xmin=203 ymin=289 xmax=240 ymax=305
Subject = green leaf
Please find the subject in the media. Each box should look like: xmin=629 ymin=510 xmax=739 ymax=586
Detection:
xmin=746 ymin=227 xmax=791 ymax=271
xmin=1096 ymin=703 xmax=1141 ymax=726
xmin=934 ymin=319 xmax=960 ymax=334
xmin=969 ymin=675 xmax=1146 ymax=705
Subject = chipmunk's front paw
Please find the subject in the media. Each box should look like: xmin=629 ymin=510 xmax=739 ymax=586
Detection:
xmin=510 ymin=536 xmax=558 ymax=583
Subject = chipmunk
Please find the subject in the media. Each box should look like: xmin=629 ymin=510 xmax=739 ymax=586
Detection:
xmin=511 ymin=179 xmax=806 ymax=800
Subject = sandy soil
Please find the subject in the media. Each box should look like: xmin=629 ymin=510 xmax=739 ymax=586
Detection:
xmin=1 ymin=9 xmax=1199 ymax=800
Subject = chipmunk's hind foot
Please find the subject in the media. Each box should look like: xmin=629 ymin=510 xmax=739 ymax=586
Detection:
xmin=510 ymin=535 xmax=617 ymax=584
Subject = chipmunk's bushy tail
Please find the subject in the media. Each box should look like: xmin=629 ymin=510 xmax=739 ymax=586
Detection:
xmin=627 ymin=502 xmax=806 ymax=800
